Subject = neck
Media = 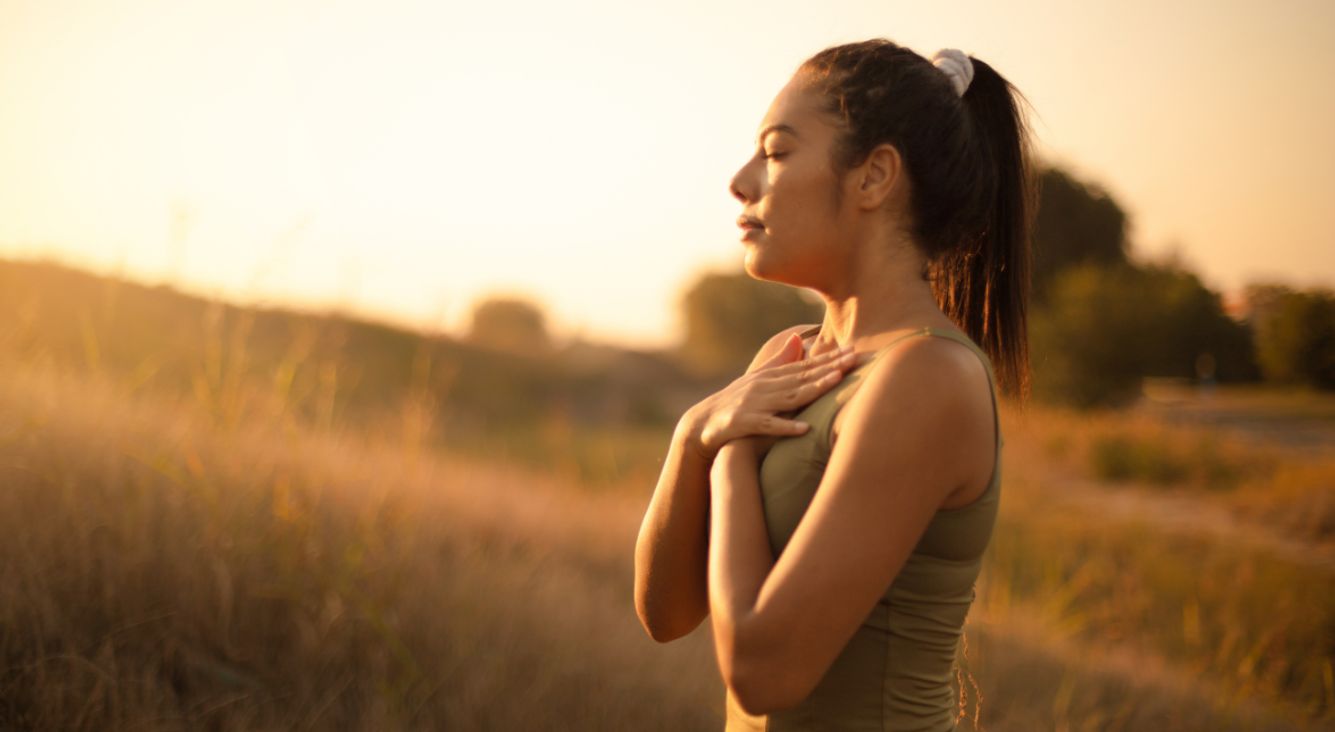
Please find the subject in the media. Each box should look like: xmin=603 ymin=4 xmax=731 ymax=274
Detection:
xmin=811 ymin=228 xmax=949 ymax=350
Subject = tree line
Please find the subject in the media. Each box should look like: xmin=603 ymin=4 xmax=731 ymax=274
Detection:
xmin=468 ymin=164 xmax=1332 ymax=409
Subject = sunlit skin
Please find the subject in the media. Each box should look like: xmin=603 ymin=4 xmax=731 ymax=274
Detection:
xmin=709 ymin=72 xmax=1000 ymax=714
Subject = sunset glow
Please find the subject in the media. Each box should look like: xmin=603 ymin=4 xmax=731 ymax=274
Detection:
xmin=2 ymin=0 xmax=1331 ymax=348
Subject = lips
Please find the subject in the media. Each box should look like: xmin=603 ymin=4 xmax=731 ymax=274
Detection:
xmin=736 ymin=215 xmax=763 ymax=230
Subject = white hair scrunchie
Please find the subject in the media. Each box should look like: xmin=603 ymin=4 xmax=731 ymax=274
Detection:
xmin=931 ymin=48 xmax=974 ymax=97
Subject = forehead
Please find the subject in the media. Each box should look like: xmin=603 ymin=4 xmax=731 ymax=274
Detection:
xmin=756 ymin=76 xmax=834 ymax=144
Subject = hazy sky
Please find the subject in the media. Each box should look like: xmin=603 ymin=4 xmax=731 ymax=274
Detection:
xmin=2 ymin=0 xmax=1332 ymax=349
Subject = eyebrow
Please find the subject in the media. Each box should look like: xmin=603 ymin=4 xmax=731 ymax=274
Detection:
xmin=755 ymin=123 xmax=800 ymax=147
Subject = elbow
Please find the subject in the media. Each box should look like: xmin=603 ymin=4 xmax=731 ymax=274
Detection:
xmin=724 ymin=658 xmax=804 ymax=716
xmin=643 ymin=620 xmax=687 ymax=644
xmin=633 ymin=586 xmax=668 ymax=643
xmin=718 ymin=628 xmax=806 ymax=715
xmin=636 ymin=606 xmax=685 ymax=644
xmin=634 ymin=586 xmax=699 ymax=644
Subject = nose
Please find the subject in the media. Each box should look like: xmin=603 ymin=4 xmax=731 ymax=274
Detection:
xmin=729 ymin=167 xmax=752 ymax=204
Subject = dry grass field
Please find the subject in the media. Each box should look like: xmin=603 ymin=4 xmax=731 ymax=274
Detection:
xmin=1 ymin=262 xmax=1330 ymax=730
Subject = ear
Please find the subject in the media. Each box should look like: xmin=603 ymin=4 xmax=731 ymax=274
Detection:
xmin=854 ymin=143 xmax=903 ymax=211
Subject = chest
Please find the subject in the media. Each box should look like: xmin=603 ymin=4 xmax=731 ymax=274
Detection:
xmin=757 ymin=374 xmax=864 ymax=554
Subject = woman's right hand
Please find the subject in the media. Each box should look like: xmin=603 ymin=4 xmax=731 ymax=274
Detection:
xmin=682 ymin=333 xmax=866 ymax=462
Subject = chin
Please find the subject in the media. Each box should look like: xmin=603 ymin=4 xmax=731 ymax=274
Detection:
xmin=742 ymin=247 xmax=775 ymax=281
xmin=743 ymin=248 xmax=802 ymax=287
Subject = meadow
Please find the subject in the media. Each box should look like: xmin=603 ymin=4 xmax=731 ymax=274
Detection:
xmin=1 ymin=259 xmax=1330 ymax=730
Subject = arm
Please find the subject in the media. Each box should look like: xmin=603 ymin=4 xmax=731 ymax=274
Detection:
xmin=633 ymin=407 xmax=714 ymax=642
xmin=707 ymin=439 xmax=777 ymax=686
xmin=707 ymin=338 xmax=982 ymax=715
xmin=634 ymin=324 xmax=829 ymax=643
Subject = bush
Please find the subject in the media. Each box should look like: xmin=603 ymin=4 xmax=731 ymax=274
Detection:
xmin=1031 ymin=261 xmax=1258 ymax=408
xmin=1090 ymin=434 xmax=1191 ymax=484
xmin=467 ymin=295 xmax=553 ymax=356
xmin=1088 ymin=432 xmax=1242 ymax=489
xmin=1246 ymin=284 xmax=1335 ymax=389
xmin=1030 ymin=263 xmax=1153 ymax=408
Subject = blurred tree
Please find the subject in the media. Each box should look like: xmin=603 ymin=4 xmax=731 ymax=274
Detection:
xmin=676 ymin=270 xmax=823 ymax=378
xmin=1031 ymin=260 xmax=1258 ymax=408
xmin=1030 ymin=262 xmax=1148 ymax=408
xmin=1240 ymin=283 xmax=1292 ymax=322
xmin=1246 ymin=284 xmax=1335 ymax=389
xmin=466 ymin=295 xmax=552 ymax=356
xmin=1133 ymin=260 xmax=1258 ymax=383
xmin=1031 ymin=167 xmax=1130 ymax=304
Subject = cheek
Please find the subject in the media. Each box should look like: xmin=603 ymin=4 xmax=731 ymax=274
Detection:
xmin=771 ymin=175 xmax=834 ymax=236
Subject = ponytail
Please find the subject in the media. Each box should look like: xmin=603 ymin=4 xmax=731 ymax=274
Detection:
xmin=799 ymin=41 xmax=1038 ymax=402
xmin=933 ymin=56 xmax=1037 ymax=402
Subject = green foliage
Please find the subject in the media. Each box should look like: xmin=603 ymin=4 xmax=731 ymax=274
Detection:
xmin=1031 ymin=261 xmax=1257 ymax=408
xmin=1090 ymin=434 xmax=1190 ymax=484
xmin=1088 ymin=433 xmax=1243 ymax=489
xmin=1030 ymin=263 xmax=1150 ymax=408
xmin=1246 ymin=283 xmax=1335 ymax=389
xmin=1132 ymin=261 xmax=1258 ymax=382
xmin=1031 ymin=167 xmax=1131 ymax=305
xmin=675 ymin=269 xmax=823 ymax=378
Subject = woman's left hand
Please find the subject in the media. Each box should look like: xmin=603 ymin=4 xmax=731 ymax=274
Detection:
xmin=721 ymin=331 xmax=850 ymax=464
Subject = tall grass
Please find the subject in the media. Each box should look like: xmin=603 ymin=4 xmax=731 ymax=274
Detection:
xmin=3 ymin=359 xmax=1322 ymax=730
xmin=0 ymin=364 xmax=720 ymax=730
xmin=1009 ymin=400 xmax=1333 ymax=542
xmin=1 ymin=258 xmax=1330 ymax=729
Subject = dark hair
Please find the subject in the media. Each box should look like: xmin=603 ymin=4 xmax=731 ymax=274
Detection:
xmin=798 ymin=40 xmax=1038 ymax=401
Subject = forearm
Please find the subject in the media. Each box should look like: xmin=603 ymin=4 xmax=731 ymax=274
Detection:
xmin=707 ymin=442 xmax=776 ymax=682
xmin=634 ymin=411 xmax=713 ymax=642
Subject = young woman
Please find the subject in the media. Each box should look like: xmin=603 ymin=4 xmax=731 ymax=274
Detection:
xmin=635 ymin=39 xmax=1036 ymax=730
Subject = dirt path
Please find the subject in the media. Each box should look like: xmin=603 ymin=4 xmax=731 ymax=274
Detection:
xmin=1131 ymin=382 xmax=1335 ymax=455
xmin=1039 ymin=469 xmax=1335 ymax=572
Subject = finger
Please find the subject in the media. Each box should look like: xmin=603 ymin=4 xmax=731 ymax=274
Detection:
xmin=746 ymin=367 xmax=841 ymax=416
xmin=807 ymin=337 xmax=842 ymax=360
xmin=763 ymin=346 xmax=856 ymax=377
xmin=747 ymin=413 xmax=811 ymax=436
xmin=765 ymin=352 xmax=880 ymax=406
xmin=787 ymin=367 xmax=849 ymax=402
xmin=758 ymin=333 xmax=805 ymax=368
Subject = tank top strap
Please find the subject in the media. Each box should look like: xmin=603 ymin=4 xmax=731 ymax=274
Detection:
xmin=802 ymin=324 xmax=942 ymax=358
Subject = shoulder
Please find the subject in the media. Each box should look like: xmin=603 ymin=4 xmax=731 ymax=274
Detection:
xmin=872 ymin=333 xmax=988 ymax=391
xmin=864 ymin=334 xmax=990 ymax=420
xmin=743 ymin=323 xmax=820 ymax=375
xmin=837 ymin=334 xmax=992 ymax=464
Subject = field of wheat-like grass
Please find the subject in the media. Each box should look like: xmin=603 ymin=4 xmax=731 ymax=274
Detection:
xmin=1 ymin=260 xmax=1330 ymax=730
xmin=2 ymin=355 xmax=1330 ymax=730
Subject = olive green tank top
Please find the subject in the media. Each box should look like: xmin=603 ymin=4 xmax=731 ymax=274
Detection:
xmin=724 ymin=325 xmax=1003 ymax=732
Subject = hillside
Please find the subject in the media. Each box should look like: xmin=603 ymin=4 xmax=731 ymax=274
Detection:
xmin=0 ymin=256 xmax=711 ymax=484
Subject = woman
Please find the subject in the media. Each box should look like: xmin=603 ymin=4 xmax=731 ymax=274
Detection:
xmin=634 ymin=39 xmax=1035 ymax=730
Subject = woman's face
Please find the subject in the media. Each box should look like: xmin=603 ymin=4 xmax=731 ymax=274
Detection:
xmin=729 ymin=75 xmax=852 ymax=288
